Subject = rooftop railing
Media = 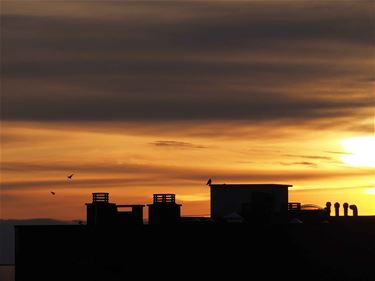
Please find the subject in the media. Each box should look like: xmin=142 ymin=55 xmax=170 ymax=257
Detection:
xmin=92 ymin=192 xmax=109 ymax=203
xmin=153 ymin=194 xmax=176 ymax=204
xmin=288 ymin=202 xmax=301 ymax=210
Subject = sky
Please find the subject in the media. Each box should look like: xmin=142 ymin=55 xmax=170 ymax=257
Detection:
xmin=1 ymin=0 xmax=374 ymax=220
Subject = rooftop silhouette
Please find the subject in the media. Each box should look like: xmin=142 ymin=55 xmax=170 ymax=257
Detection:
xmin=13 ymin=182 xmax=375 ymax=281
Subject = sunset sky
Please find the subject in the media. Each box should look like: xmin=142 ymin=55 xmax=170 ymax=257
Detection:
xmin=1 ymin=0 xmax=374 ymax=220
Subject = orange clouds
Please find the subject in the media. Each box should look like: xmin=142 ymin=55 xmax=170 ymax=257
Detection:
xmin=1 ymin=1 xmax=374 ymax=219
xmin=1 ymin=122 xmax=374 ymax=219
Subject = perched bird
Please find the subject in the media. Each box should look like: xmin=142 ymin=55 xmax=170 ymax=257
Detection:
xmin=67 ymin=174 xmax=74 ymax=179
xmin=206 ymin=178 xmax=212 ymax=185
xmin=51 ymin=191 xmax=55 ymax=195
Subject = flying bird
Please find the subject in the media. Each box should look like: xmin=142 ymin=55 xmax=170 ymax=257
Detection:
xmin=67 ymin=174 xmax=74 ymax=179
xmin=50 ymin=191 xmax=55 ymax=195
xmin=206 ymin=178 xmax=212 ymax=185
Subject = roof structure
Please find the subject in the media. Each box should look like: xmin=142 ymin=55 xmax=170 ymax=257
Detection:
xmin=209 ymin=184 xmax=292 ymax=188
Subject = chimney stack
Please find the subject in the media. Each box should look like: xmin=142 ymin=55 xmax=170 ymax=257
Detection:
xmin=325 ymin=202 xmax=332 ymax=216
xmin=343 ymin=202 xmax=349 ymax=217
xmin=334 ymin=202 xmax=340 ymax=217
xmin=349 ymin=205 xmax=358 ymax=217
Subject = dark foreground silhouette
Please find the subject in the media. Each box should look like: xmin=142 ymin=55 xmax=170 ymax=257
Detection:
xmin=15 ymin=220 xmax=375 ymax=281
xmin=15 ymin=190 xmax=375 ymax=281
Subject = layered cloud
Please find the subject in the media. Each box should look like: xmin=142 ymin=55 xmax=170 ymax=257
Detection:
xmin=150 ymin=140 xmax=207 ymax=149
xmin=1 ymin=1 xmax=373 ymax=129
xmin=2 ymin=160 xmax=373 ymax=189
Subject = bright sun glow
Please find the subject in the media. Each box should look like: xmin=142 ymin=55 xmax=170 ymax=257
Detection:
xmin=367 ymin=188 xmax=375 ymax=195
xmin=341 ymin=136 xmax=375 ymax=167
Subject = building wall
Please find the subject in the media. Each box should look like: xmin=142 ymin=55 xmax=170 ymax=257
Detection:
xmin=86 ymin=203 xmax=117 ymax=226
xmin=210 ymin=185 xmax=288 ymax=222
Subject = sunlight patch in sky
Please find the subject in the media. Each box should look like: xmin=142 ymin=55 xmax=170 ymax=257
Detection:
xmin=341 ymin=136 xmax=375 ymax=167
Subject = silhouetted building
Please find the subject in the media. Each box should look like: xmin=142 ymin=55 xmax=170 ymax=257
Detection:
xmin=14 ymin=189 xmax=375 ymax=281
xmin=209 ymin=184 xmax=291 ymax=223
xmin=86 ymin=192 xmax=144 ymax=226
xmin=116 ymin=205 xmax=145 ymax=225
xmin=147 ymin=194 xmax=181 ymax=225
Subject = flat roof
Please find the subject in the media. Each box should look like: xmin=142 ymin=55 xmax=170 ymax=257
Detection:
xmin=117 ymin=205 xmax=145 ymax=207
xmin=209 ymin=184 xmax=292 ymax=188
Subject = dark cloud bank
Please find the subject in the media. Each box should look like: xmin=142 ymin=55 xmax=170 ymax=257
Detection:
xmin=1 ymin=1 xmax=374 ymax=126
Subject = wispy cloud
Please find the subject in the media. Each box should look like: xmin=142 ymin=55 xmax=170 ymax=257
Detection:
xmin=283 ymin=154 xmax=332 ymax=160
xmin=2 ymin=161 xmax=373 ymax=190
xmin=290 ymin=185 xmax=375 ymax=192
xmin=324 ymin=150 xmax=351 ymax=155
xmin=279 ymin=161 xmax=318 ymax=168
xmin=150 ymin=140 xmax=207 ymax=149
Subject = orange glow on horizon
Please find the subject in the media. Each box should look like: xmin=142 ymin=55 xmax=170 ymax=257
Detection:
xmin=1 ymin=122 xmax=374 ymax=220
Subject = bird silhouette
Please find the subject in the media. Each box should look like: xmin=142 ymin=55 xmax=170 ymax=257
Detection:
xmin=67 ymin=174 xmax=74 ymax=179
xmin=50 ymin=191 xmax=55 ymax=195
xmin=206 ymin=178 xmax=212 ymax=185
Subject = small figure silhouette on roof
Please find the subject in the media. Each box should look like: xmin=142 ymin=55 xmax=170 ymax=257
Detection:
xmin=206 ymin=178 xmax=212 ymax=185
xmin=50 ymin=191 xmax=55 ymax=195
xmin=67 ymin=174 xmax=74 ymax=179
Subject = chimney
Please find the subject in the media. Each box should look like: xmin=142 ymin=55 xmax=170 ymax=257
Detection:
xmin=349 ymin=204 xmax=358 ymax=217
xmin=334 ymin=202 xmax=340 ymax=217
xmin=343 ymin=202 xmax=349 ymax=217
xmin=325 ymin=202 xmax=332 ymax=216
